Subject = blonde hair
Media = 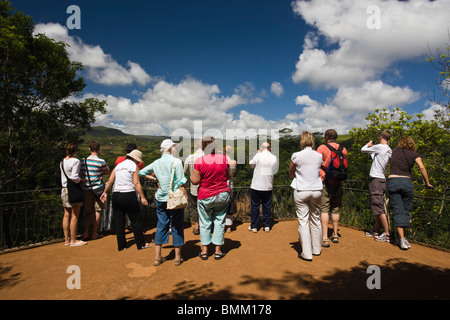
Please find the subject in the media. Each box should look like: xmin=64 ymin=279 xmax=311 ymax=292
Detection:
xmin=300 ymin=131 xmax=315 ymax=150
xmin=398 ymin=136 xmax=416 ymax=151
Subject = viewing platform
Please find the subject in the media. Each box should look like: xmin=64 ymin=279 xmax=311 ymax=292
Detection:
xmin=1 ymin=220 xmax=449 ymax=300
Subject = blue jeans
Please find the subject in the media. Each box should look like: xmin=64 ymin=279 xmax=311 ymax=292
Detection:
xmin=154 ymin=201 xmax=184 ymax=247
xmin=197 ymin=192 xmax=230 ymax=246
xmin=387 ymin=178 xmax=414 ymax=228
xmin=250 ymin=189 xmax=272 ymax=229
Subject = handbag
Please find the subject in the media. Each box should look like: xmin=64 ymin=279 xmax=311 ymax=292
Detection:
xmin=61 ymin=161 xmax=84 ymax=204
xmin=84 ymin=157 xmax=105 ymax=199
xmin=167 ymin=162 xmax=188 ymax=210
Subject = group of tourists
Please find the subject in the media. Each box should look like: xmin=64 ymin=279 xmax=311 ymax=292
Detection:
xmin=59 ymin=128 xmax=432 ymax=264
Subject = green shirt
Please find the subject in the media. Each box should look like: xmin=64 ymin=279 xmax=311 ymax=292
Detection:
xmin=139 ymin=154 xmax=187 ymax=202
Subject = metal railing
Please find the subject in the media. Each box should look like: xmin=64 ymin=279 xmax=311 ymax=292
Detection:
xmin=1 ymin=182 xmax=448 ymax=253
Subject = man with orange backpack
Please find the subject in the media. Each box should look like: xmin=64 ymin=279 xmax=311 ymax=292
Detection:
xmin=317 ymin=129 xmax=348 ymax=247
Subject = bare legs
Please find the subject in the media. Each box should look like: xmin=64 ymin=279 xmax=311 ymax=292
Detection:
xmin=154 ymin=245 xmax=182 ymax=266
xmin=63 ymin=206 xmax=85 ymax=245
xmin=321 ymin=212 xmax=340 ymax=240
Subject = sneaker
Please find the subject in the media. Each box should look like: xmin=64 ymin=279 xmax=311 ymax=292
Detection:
xmin=264 ymin=227 xmax=270 ymax=232
xmin=365 ymin=229 xmax=379 ymax=237
xmin=399 ymin=238 xmax=410 ymax=250
xmin=248 ymin=226 xmax=257 ymax=233
xmin=374 ymin=232 xmax=390 ymax=243
xmin=405 ymin=238 xmax=411 ymax=249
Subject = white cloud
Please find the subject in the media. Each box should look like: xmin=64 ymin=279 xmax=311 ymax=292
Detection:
xmin=289 ymin=0 xmax=450 ymax=132
xmin=86 ymin=77 xmax=301 ymax=137
xmin=270 ymin=82 xmax=284 ymax=97
xmin=333 ymin=81 xmax=421 ymax=113
xmin=420 ymin=103 xmax=449 ymax=121
xmin=291 ymin=0 xmax=450 ymax=88
xmin=292 ymin=81 xmax=421 ymax=133
xmin=33 ymin=23 xmax=152 ymax=86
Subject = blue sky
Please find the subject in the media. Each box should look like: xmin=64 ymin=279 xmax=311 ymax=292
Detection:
xmin=10 ymin=0 xmax=450 ymax=137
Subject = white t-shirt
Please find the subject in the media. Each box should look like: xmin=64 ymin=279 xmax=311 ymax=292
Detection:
xmin=361 ymin=143 xmax=392 ymax=179
xmin=113 ymin=159 xmax=137 ymax=193
xmin=60 ymin=157 xmax=81 ymax=188
xmin=249 ymin=150 xmax=278 ymax=191
xmin=290 ymin=147 xmax=323 ymax=191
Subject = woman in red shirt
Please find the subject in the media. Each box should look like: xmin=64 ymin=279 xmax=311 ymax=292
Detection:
xmin=191 ymin=137 xmax=233 ymax=260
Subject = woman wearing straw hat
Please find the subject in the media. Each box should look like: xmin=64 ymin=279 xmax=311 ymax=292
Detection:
xmin=100 ymin=149 xmax=151 ymax=251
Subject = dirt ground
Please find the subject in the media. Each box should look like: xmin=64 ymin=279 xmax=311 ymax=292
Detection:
xmin=0 ymin=220 xmax=449 ymax=300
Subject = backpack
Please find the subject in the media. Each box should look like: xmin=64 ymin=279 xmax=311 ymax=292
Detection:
xmin=325 ymin=143 xmax=348 ymax=183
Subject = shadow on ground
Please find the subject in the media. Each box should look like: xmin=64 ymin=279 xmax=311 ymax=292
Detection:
xmin=148 ymin=258 xmax=450 ymax=300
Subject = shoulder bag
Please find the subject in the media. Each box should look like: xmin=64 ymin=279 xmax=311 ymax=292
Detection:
xmin=167 ymin=162 xmax=188 ymax=210
xmin=61 ymin=161 xmax=84 ymax=204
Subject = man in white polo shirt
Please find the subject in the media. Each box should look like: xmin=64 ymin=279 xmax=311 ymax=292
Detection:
xmin=361 ymin=129 xmax=392 ymax=242
xmin=249 ymin=142 xmax=278 ymax=232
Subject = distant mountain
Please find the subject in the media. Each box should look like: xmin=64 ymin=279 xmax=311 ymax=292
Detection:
xmin=84 ymin=126 xmax=169 ymax=140
xmin=86 ymin=126 xmax=130 ymax=137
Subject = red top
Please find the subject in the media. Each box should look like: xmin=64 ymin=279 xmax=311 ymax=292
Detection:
xmin=317 ymin=142 xmax=348 ymax=182
xmin=194 ymin=154 xmax=230 ymax=200
xmin=115 ymin=156 xmax=144 ymax=169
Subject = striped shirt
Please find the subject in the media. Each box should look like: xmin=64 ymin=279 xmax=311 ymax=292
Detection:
xmin=80 ymin=155 xmax=109 ymax=190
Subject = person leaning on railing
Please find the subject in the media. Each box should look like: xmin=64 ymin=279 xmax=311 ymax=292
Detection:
xmin=387 ymin=136 xmax=433 ymax=250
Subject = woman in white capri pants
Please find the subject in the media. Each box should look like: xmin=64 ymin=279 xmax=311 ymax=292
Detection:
xmin=289 ymin=131 xmax=323 ymax=261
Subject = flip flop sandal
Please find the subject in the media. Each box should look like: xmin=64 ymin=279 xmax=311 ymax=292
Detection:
xmin=198 ymin=252 xmax=208 ymax=260
xmin=70 ymin=241 xmax=88 ymax=247
xmin=154 ymin=257 xmax=167 ymax=266
xmin=331 ymin=236 xmax=339 ymax=243
xmin=174 ymin=258 xmax=184 ymax=266
xmin=322 ymin=239 xmax=330 ymax=247
xmin=214 ymin=252 xmax=226 ymax=260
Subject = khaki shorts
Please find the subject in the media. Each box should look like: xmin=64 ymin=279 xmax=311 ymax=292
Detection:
xmin=321 ymin=182 xmax=343 ymax=215
xmin=369 ymin=177 xmax=386 ymax=215
xmin=83 ymin=191 xmax=105 ymax=214
xmin=61 ymin=188 xmax=83 ymax=208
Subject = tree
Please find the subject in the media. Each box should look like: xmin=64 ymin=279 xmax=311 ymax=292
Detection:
xmin=0 ymin=1 xmax=106 ymax=191
xmin=427 ymin=37 xmax=450 ymax=111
